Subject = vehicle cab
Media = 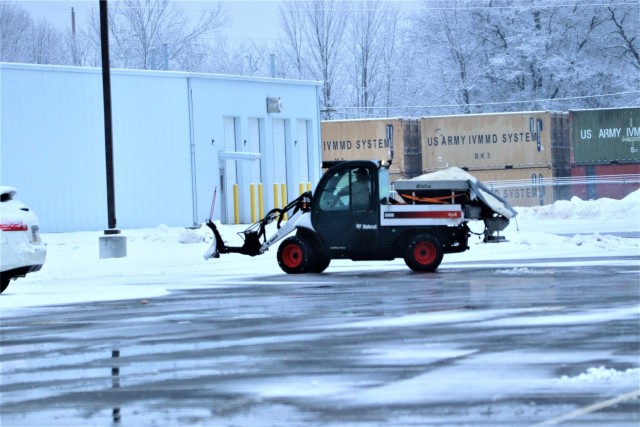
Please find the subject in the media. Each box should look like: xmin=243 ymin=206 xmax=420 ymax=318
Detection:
xmin=311 ymin=160 xmax=390 ymax=260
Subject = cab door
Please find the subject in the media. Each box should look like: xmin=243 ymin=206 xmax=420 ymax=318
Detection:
xmin=311 ymin=162 xmax=379 ymax=258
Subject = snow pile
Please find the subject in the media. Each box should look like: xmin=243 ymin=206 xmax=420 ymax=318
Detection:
xmin=403 ymin=167 xmax=516 ymax=219
xmin=516 ymin=189 xmax=640 ymax=221
xmin=132 ymin=224 xmax=211 ymax=244
xmin=409 ymin=167 xmax=478 ymax=182
xmin=507 ymin=232 xmax=639 ymax=252
xmin=177 ymin=228 xmax=207 ymax=244
xmin=556 ymin=366 xmax=640 ymax=383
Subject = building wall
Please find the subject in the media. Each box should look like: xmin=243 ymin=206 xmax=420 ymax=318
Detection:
xmin=0 ymin=63 xmax=321 ymax=231
xmin=188 ymin=74 xmax=322 ymax=225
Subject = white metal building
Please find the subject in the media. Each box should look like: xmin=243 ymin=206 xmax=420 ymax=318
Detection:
xmin=0 ymin=63 xmax=322 ymax=232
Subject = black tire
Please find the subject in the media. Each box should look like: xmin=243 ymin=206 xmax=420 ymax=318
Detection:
xmin=277 ymin=236 xmax=314 ymax=274
xmin=404 ymin=234 xmax=443 ymax=272
xmin=1 ymin=277 xmax=10 ymax=294
xmin=310 ymin=251 xmax=331 ymax=273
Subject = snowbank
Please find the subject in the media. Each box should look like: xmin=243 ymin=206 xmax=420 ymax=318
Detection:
xmin=516 ymin=189 xmax=640 ymax=221
xmin=556 ymin=366 xmax=640 ymax=383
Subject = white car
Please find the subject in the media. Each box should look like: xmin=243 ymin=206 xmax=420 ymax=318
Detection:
xmin=0 ymin=186 xmax=46 ymax=293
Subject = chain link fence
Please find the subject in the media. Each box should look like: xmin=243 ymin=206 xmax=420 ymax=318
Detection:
xmin=484 ymin=174 xmax=640 ymax=208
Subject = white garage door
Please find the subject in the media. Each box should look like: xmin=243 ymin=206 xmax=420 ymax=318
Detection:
xmin=221 ymin=117 xmax=238 ymax=223
xmin=272 ymin=119 xmax=287 ymax=206
xmin=297 ymin=119 xmax=310 ymax=185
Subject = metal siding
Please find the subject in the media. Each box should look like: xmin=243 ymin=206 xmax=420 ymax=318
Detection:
xmin=248 ymin=118 xmax=263 ymax=186
xmin=223 ymin=117 xmax=238 ymax=222
xmin=188 ymin=77 xmax=321 ymax=224
xmin=570 ymin=107 xmax=640 ymax=164
xmin=273 ymin=119 xmax=287 ymax=189
xmin=1 ymin=63 xmax=323 ymax=229
xmin=297 ymin=119 xmax=310 ymax=187
xmin=1 ymin=66 xmax=107 ymax=232
xmin=111 ymin=73 xmax=192 ymax=229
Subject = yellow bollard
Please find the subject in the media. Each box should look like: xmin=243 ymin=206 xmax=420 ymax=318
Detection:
xmin=307 ymin=182 xmax=312 ymax=192
xmin=299 ymin=182 xmax=305 ymax=196
xmin=281 ymin=183 xmax=288 ymax=220
xmin=233 ymin=184 xmax=239 ymax=224
xmin=258 ymin=183 xmax=264 ymax=219
xmin=273 ymin=183 xmax=279 ymax=209
xmin=250 ymin=183 xmax=256 ymax=223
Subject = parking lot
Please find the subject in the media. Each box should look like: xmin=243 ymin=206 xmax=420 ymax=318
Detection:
xmin=1 ymin=257 xmax=638 ymax=426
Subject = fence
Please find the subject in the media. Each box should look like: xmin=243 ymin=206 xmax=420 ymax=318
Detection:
xmin=484 ymin=174 xmax=640 ymax=207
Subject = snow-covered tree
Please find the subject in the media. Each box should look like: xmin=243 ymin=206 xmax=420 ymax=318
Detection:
xmin=278 ymin=0 xmax=349 ymax=118
xmin=27 ymin=18 xmax=65 ymax=65
xmin=347 ymin=0 xmax=401 ymax=117
xmin=86 ymin=0 xmax=227 ymax=70
xmin=0 ymin=1 xmax=31 ymax=62
xmin=407 ymin=0 xmax=639 ymax=115
xmin=408 ymin=0 xmax=486 ymax=114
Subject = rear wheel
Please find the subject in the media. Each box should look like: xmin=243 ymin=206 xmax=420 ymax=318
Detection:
xmin=404 ymin=234 xmax=443 ymax=272
xmin=277 ymin=236 xmax=313 ymax=274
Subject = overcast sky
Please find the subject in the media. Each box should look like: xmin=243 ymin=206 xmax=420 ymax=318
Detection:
xmin=18 ymin=0 xmax=282 ymax=42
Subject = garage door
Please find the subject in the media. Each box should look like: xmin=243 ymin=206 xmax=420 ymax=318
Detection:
xmin=272 ymin=119 xmax=287 ymax=206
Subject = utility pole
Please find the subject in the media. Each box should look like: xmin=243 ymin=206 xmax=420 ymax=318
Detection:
xmin=98 ymin=0 xmax=127 ymax=258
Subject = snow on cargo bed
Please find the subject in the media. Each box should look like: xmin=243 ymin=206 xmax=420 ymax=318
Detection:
xmin=398 ymin=167 xmax=517 ymax=219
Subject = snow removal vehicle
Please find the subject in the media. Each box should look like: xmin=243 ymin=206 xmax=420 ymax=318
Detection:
xmin=204 ymin=160 xmax=517 ymax=273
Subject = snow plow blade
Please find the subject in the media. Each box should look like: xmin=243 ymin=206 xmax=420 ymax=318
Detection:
xmin=203 ymin=221 xmax=222 ymax=259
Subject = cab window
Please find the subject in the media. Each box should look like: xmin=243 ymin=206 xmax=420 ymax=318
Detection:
xmin=318 ymin=167 xmax=372 ymax=211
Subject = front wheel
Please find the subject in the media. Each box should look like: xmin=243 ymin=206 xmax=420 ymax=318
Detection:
xmin=310 ymin=251 xmax=331 ymax=273
xmin=277 ymin=236 xmax=314 ymax=274
xmin=404 ymin=234 xmax=443 ymax=272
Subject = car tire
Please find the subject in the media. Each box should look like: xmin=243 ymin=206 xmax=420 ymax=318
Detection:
xmin=404 ymin=234 xmax=443 ymax=272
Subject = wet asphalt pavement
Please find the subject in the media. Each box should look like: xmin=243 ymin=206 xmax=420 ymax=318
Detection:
xmin=1 ymin=257 xmax=639 ymax=427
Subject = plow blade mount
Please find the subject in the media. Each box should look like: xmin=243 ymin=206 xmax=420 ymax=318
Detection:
xmin=203 ymin=220 xmax=263 ymax=259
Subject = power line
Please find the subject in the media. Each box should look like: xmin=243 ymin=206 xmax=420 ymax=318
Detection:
xmin=331 ymin=90 xmax=640 ymax=110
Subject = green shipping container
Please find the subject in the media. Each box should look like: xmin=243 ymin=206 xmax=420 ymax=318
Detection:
xmin=571 ymin=107 xmax=640 ymax=164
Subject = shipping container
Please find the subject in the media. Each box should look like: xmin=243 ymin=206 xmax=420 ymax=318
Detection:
xmin=321 ymin=118 xmax=421 ymax=182
xmin=570 ymin=164 xmax=640 ymax=200
xmin=468 ymin=167 xmax=556 ymax=207
xmin=420 ymin=111 xmax=570 ymax=177
xmin=570 ymin=107 xmax=640 ymax=165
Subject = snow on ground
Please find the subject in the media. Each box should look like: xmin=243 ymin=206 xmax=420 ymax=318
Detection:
xmin=556 ymin=366 xmax=640 ymax=384
xmin=0 ymin=191 xmax=638 ymax=311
